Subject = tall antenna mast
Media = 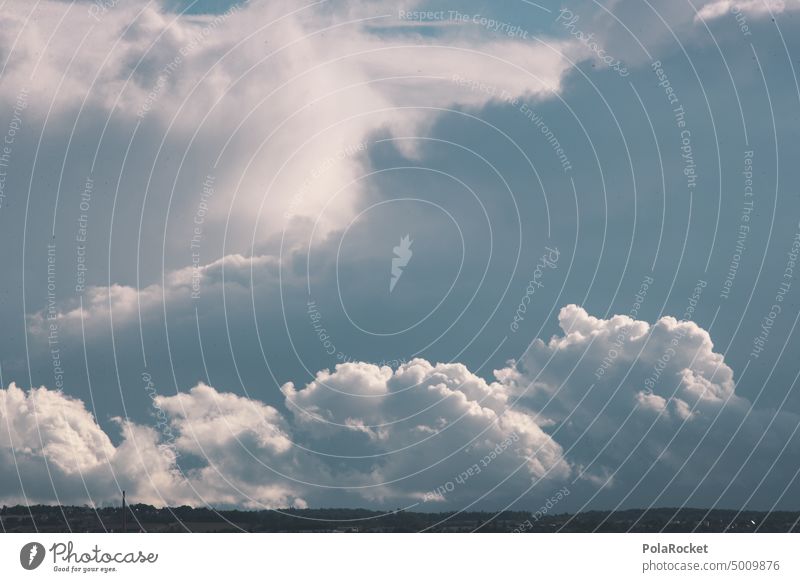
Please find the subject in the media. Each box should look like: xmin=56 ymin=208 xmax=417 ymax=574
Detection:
xmin=122 ymin=490 xmax=127 ymax=533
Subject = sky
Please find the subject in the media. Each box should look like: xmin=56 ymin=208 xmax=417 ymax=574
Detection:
xmin=1 ymin=0 xmax=800 ymax=516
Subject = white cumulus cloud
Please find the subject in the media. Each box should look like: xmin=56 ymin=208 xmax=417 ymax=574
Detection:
xmin=5 ymin=305 xmax=800 ymax=509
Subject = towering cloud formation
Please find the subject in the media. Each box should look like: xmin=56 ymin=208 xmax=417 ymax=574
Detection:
xmin=4 ymin=306 xmax=799 ymax=510
xmin=503 ymin=305 xmax=800 ymax=509
xmin=0 ymin=381 xmax=305 ymax=509
xmin=0 ymin=0 xmax=577 ymax=254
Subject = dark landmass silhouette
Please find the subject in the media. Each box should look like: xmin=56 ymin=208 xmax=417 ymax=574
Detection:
xmin=1 ymin=505 xmax=798 ymax=532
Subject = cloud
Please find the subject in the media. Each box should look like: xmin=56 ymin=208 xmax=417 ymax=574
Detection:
xmin=0 ymin=358 xmax=568 ymax=508
xmin=281 ymin=359 xmax=570 ymax=504
xmin=6 ymin=305 xmax=800 ymax=509
xmin=0 ymin=381 xmax=304 ymax=509
xmin=548 ymin=0 xmax=797 ymax=72
xmin=695 ymin=0 xmax=793 ymax=22
xmin=0 ymin=383 xmax=115 ymax=474
xmin=27 ymin=252 xmax=280 ymax=336
xmin=502 ymin=305 xmax=800 ymax=507
xmin=0 ymin=0 xmax=577 ymax=258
